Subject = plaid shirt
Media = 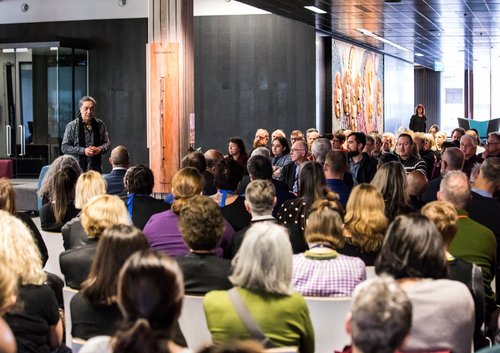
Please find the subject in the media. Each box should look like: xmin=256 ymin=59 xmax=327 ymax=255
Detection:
xmin=292 ymin=252 xmax=366 ymax=297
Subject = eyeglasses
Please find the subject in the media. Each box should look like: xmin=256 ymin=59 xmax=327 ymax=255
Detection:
xmin=291 ymin=148 xmax=305 ymax=152
xmin=486 ymin=142 xmax=500 ymax=146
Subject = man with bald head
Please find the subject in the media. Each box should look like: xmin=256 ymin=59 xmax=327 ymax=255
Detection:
xmin=407 ymin=170 xmax=427 ymax=210
xmin=438 ymin=170 xmax=496 ymax=318
xmin=104 ymin=145 xmax=130 ymax=195
xmin=422 ymin=147 xmax=464 ymax=204
xmin=460 ymin=134 xmax=483 ymax=178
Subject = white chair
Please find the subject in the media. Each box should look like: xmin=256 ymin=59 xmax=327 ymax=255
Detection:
xmin=365 ymin=266 xmax=377 ymax=280
xmin=33 ymin=217 xmax=65 ymax=280
xmin=71 ymin=338 xmax=86 ymax=353
xmin=62 ymin=286 xmax=78 ymax=348
xmin=266 ymin=347 xmax=298 ymax=353
xmin=305 ymin=296 xmax=352 ymax=353
xmin=178 ymin=295 xmax=212 ymax=351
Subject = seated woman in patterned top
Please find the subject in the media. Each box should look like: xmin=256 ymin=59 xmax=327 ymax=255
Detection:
xmin=292 ymin=199 xmax=366 ymax=297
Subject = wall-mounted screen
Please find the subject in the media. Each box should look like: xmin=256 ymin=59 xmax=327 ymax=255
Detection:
xmin=332 ymin=40 xmax=384 ymax=133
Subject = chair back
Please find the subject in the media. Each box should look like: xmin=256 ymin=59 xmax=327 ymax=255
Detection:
xmin=71 ymin=338 xmax=86 ymax=353
xmin=266 ymin=347 xmax=298 ymax=353
xmin=365 ymin=266 xmax=377 ymax=279
xmin=305 ymin=296 xmax=352 ymax=352
xmin=178 ymin=295 xmax=212 ymax=351
xmin=63 ymin=286 xmax=78 ymax=348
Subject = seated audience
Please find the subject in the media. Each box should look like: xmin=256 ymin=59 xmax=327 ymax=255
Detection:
xmin=375 ymin=214 xmax=474 ymax=353
xmin=460 ymin=134 xmax=483 ymax=179
xmin=61 ymin=170 xmax=107 ymax=250
xmin=0 ymin=178 xmax=48 ymax=265
xmin=311 ymin=137 xmax=332 ymax=165
xmin=37 ymin=155 xmax=82 ymax=206
xmin=421 ymin=147 xmax=464 ymax=204
xmin=336 ymin=275 xmax=412 ymax=353
xmin=438 ymin=170 xmax=497 ymax=318
xmin=145 ymin=167 xmax=234 ymax=258
xmin=40 ymin=165 xmax=80 ymax=232
xmin=227 ymin=137 xmax=249 ymax=167
xmin=362 ymin=134 xmax=375 ymax=156
xmin=435 ymin=131 xmax=447 ymax=153
xmin=204 ymin=149 xmax=225 ymax=196
xmin=71 ymin=224 xmax=149 ymax=340
xmin=0 ymin=258 xmax=17 ymax=353
xmin=422 ymin=201 xmax=487 ymax=350
xmin=211 ymin=158 xmax=251 ymax=231
xmin=204 ymin=222 xmax=314 ymax=352
xmin=331 ymin=130 xmax=346 ymax=151
xmin=395 ymin=133 xmax=427 ymax=175
xmin=371 ymin=161 xmax=413 ymax=221
xmin=244 ymin=155 xmax=293 ymax=217
xmin=123 ymin=164 xmax=170 ymax=230
xmin=60 ymin=194 xmax=131 ymax=289
xmin=231 ymin=180 xmax=277 ymax=257
xmin=181 ymin=151 xmax=217 ymax=196
xmin=280 ymin=140 xmax=308 ymax=192
xmin=381 ymin=132 xmax=396 ymax=153
xmin=324 ymin=150 xmax=351 ymax=208
xmin=177 ymin=195 xmax=232 ymax=294
xmin=290 ymin=129 xmax=305 ymax=145
xmin=79 ymin=250 xmax=189 ymax=353
xmin=104 ymin=145 xmax=129 ymax=195
xmin=346 ymin=132 xmax=377 ymax=184
xmin=406 ymin=169 xmax=427 ymax=210
xmin=369 ymin=132 xmax=383 ymax=159
xmin=481 ymin=132 xmax=500 ymax=159
xmin=292 ymin=199 xmax=365 ymax=296
xmin=278 ymin=161 xmax=340 ymax=254
xmin=1 ymin=211 xmax=63 ymax=353
xmin=341 ymin=184 xmax=387 ymax=265
xmin=413 ymin=132 xmax=436 ymax=180
xmin=271 ymin=129 xmax=286 ymax=141
xmin=252 ymin=128 xmax=269 ymax=149
xmin=271 ymin=136 xmax=292 ymax=179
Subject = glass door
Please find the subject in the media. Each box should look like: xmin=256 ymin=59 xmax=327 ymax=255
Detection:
xmin=0 ymin=42 xmax=88 ymax=177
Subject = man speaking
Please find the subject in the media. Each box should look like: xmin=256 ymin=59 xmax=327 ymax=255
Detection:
xmin=61 ymin=96 xmax=110 ymax=172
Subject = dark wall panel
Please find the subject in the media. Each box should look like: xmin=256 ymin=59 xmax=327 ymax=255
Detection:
xmin=414 ymin=67 xmax=441 ymax=131
xmin=194 ymin=15 xmax=316 ymax=152
xmin=0 ymin=18 xmax=148 ymax=172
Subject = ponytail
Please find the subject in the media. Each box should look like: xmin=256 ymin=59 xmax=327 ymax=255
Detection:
xmin=113 ymin=318 xmax=169 ymax=353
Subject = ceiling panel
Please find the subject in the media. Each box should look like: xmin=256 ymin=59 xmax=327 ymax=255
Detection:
xmin=237 ymin=0 xmax=500 ymax=70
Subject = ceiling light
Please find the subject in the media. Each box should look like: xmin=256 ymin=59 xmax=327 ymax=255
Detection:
xmin=2 ymin=49 xmax=15 ymax=53
xmin=415 ymin=53 xmax=424 ymax=57
xmin=304 ymin=6 xmax=327 ymax=14
xmin=357 ymin=28 xmax=410 ymax=52
xmin=16 ymin=48 xmax=29 ymax=53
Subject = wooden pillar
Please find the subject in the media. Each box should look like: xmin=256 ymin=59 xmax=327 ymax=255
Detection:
xmin=148 ymin=0 xmax=194 ymax=193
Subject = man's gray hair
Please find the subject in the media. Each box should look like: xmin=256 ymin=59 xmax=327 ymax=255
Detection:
xmin=350 ymin=275 xmax=412 ymax=353
xmin=460 ymin=134 xmax=477 ymax=147
xmin=245 ymin=180 xmax=275 ymax=216
xmin=480 ymin=157 xmax=500 ymax=187
xmin=250 ymin=147 xmax=271 ymax=159
xmin=230 ymin=222 xmax=292 ymax=295
xmin=439 ymin=170 xmax=471 ymax=209
xmin=311 ymin=138 xmax=332 ymax=164
xmin=79 ymin=96 xmax=96 ymax=107
xmin=442 ymin=147 xmax=465 ymax=172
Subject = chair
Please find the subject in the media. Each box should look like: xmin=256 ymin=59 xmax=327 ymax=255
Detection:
xmin=71 ymin=338 xmax=86 ymax=353
xmin=33 ymin=217 xmax=65 ymax=279
xmin=305 ymin=296 xmax=352 ymax=352
xmin=365 ymin=266 xmax=377 ymax=279
xmin=37 ymin=165 xmax=49 ymax=210
xmin=178 ymin=295 xmax=212 ymax=351
xmin=63 ymin=286 xmax=78 ymax=348
xmin=266 ymin=348 xmax=298 ymax=353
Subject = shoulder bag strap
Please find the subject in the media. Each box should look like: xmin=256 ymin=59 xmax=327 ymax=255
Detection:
xmin=228 ymin=287 xmax=277 ymax=348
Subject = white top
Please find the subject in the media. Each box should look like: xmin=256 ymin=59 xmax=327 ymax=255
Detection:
xmin=79 ymin=335 xmax=193 ymax=353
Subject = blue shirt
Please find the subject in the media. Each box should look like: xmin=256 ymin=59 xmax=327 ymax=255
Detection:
xmin=326 ymin=178 xmax=352 ymax=209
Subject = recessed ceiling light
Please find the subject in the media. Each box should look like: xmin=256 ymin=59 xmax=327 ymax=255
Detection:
xmin=304 ymin=6 xmax=327 ymax=14
xmin=415 ymin=53 xmax=424 ymax=57
xmin=356 ymin=28 xmax=410 ymax=52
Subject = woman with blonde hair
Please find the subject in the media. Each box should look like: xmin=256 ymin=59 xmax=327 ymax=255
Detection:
xmin=0 ymin=211 xmax=63 ymax=353
xmin=0 ymin=178 xmax=48 ymax=265
xmin=340 ymin=184 xmax=388 ymax=265
xmin=144 ymin=167 xmax=234 ymax=258
xmin=292 ymin=199 xmax=366 ymax=296
xmin=61 ymin=170 xmax=107 ymax=250
xmin=60 ymin=194 xmax=131 ymax=289
xmin=371 ymin=161 xmax=413 ymax=221
xmin=0 ymin=257 xmax=16 ymax=353
xmin=435 ymin=131 xmax=447 ymax=152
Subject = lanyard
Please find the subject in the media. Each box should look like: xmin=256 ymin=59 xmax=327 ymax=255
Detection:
xmin=220 ymin=189 xmax=235 ymax=208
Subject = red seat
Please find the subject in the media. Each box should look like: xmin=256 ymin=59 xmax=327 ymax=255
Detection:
xmin=0 ymin=160 xmax=13 ymax=178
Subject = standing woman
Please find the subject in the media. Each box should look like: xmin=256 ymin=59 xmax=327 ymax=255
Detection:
xmin=79 ymin=249 xmax=189 ymax=353
xmin=271 ymin=137 xmax=292 ymax=179
xmin=227 ymin=137 xmax=249 ymax=167
xmin=409 ymin=104 xmax=427 ymax=132
xmin=1 ymin=211 xmax=63 ymax=353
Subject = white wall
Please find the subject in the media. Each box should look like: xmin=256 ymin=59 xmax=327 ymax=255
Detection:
xmin=0 ymin=0 xmax=267 ymax=25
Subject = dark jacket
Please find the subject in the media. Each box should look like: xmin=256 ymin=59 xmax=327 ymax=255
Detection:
xmin=60 ymin=238 xmax=99 ymax=289
xmin=350 ymin=152 xmax=377 ymax=184
xmin=121 ymin=194 xmax=170 ymax=230
xmin=280 ymin=162 xmax=298 ymax=192
xmin=176 ymin=253 xmax=232 ymax=294
xmin=104 ymin=168 xmax=127 ymax=196
xmin=409 ymin=114 xmax=427 ymax=132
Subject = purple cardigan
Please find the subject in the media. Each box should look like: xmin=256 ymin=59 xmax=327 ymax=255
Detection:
xmin=143 ymin=210 xmax=234 ymax=258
